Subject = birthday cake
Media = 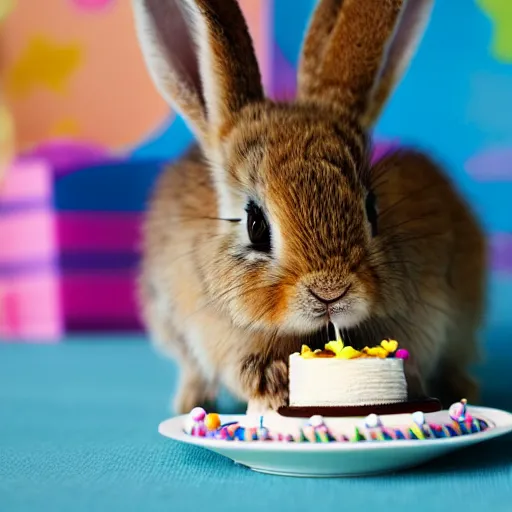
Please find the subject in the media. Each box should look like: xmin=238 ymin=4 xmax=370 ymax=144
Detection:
xmin=183 ymin=337 xmax=491 ymax=443
xmin=288 ymin=339 xmax=408 ymax=407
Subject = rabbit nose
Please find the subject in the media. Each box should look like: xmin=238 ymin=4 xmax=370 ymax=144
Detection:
xmin=308 ymin=285 xmax=351 ymax=305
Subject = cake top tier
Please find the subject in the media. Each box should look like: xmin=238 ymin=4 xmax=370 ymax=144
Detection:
xmin=298 ymin=339 xmax=410 ymax=360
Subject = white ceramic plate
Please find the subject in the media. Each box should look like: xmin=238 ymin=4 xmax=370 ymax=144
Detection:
xmin=158 ymin=406 xmax=512 ymax=477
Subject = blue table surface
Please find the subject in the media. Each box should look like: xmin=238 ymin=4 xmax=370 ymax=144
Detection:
xmin=1 ymin=334 xmax=511 ymax=512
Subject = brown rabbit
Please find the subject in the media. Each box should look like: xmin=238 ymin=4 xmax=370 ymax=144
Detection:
xmin=132 ymin=0 xmax=486 ymax=413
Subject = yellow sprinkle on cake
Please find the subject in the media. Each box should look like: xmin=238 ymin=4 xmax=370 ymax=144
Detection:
xmin=299 ymin=338 xmax=400 ymax=359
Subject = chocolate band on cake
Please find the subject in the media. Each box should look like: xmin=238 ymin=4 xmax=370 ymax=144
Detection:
xmin=278 ymin=397 xmax=442 ymax=418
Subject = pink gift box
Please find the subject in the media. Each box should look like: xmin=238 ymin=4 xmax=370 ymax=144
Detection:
xmin=0 ymin=274 xmax=62 ymax=341
xmin=57 ymin=212 xmax=143 ymax=332
xmin=0 ymin=154 xmax=149 ymax=341
xmin=0 ymin=158 xmax=63 ymax=341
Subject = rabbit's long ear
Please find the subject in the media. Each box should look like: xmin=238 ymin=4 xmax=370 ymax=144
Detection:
xmin=298 ymin=0 xmax=431 ymax=129
xmin=132 ymin=0 xmax=264 ymax=149
xmin=361 ymin=0 xmax=434 ymax=127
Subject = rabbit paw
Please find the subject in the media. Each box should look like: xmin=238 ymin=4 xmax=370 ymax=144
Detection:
xmin=240 ymin=355 xmax=289 ymax=410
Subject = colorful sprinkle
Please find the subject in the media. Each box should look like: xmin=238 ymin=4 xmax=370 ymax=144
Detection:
xmin=395 ymin=429 xmax=407 ymax=440
xmin=450 ymin=421 xmax=462 ymax=435
xmin=183 ymin=417 xmax=196 ymax=435
xmin=446 ymin=425 xmax=459 ymax=437
xmin=440 ymin=425 xmax=451 ymax=438
xmin=190 ymin=407 xmax=206 ymax=422
xmin=362 ymin=346 xmax=389 ymax=358
xmin=409 ymin=423 xmax=426 ymax=440
xmin=412 ymin=411 xmax=426 ymax=425
xmin=352 ymin=427 xmax=366 ymax=442
xmin=257 ymin=427 xmax=270 ymax=440
xmin=204 ymin=413 xmax=221 ymax=431
xmin=461 ymin=421 xmax=473 ymax=435
xmin=299 ymin=338 xmax=405 ymax=359
xmin=185 ymin=401 xmax=489 ymax=443
xmin=309 ymin=415 xmax=325 ymax=427
xmin=365 ymin=413 xmax=383 ymax=428
xmin=226 ymin=424 xmax=239 ymax=440
xmin=380 ymin=339 xmax=399 ymax=353
xmin=382 ymin=427 xmax=396 ymax=440
xmin=300 ymin=345 xmax=316 ymax=359
xmin=375 ymin=429 xmax=387 ymax=441
xmin=303 ymin=425 xmax=317 ymax=443
xmin=244 ymin=427 xmax=257 ymax=441
xmin=472 ymin=419 xmax=487 ymax=433
xmin=337 ymin=346 xmax=364 ymax=359
xmin=381 ymin=428 xmax=394 ymax=440
xmin=191 ymin=423 xmax=207 ymax=437
xmin=449 ymin=399 xmax=468 ymax=421
xmin=316 ymin=425 xmax=333 ymax=442
xmin=233 ymin=427 xmax=245 ymax=441
xmin=395 ymin=349 xmax=410 ymax=360
xmin=423 ymin=423 xmax=434 ymax=438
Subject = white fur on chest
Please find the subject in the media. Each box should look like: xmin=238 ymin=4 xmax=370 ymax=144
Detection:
xmin=183 ymin=322 xmax=217 ymax=383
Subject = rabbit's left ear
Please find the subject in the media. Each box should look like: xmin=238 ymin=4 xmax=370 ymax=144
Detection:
xmin=132 ymin=0 xmax=264 ymax=148
xmin=297 ymin=0 xmax=433 ymax=129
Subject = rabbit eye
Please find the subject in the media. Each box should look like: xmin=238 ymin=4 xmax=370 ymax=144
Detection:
xmin=245 ymin=200 xmax=271 ymax=252
xmin=365 ymin=191 xmax=378 ymax=237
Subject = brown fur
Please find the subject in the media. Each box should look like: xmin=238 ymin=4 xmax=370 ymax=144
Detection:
xmin=133 ymin=0 xmax=486 ymax=413
xmin=299 ymin=0 xmax=403 ymax=120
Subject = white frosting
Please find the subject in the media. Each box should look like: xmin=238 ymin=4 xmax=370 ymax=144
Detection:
xmin=289 ymin=353 xmax=407 ymax=406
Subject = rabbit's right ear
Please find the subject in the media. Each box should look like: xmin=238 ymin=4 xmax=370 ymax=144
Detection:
xmin=132 ymin=0 xmax=264 ymax=150
xmin=297 ymin=0 xmax=432 ymax=129
xmin=360 ymin=0 xmax=434 ymax=127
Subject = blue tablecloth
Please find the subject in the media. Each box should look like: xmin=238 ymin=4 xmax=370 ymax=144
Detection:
xmin=1 ymin=334 xmax=511 ymax=512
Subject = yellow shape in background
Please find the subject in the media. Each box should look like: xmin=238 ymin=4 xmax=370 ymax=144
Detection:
xmin=0 ymin=0 xmax=15 ymax=21
xmin=0 ymin=103 xmax=15 ymax=174
xmin=1 ymin=0 xmax=16 ymax=176
xmin=477 ymin=0 xmax=512 ymax=62
xmin=7 ymin=35 xmax=83 ymax=98
xmin=50 ymin=117 xmax=80 ymax=137
xmin=0 ymin=1 xmax=261 ymax=151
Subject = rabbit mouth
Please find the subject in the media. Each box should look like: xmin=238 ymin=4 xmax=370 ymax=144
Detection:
xmin=310 ymin=304 xmax=349 ymax=320
xmin=328 ymin=303 xmax=350 ymax=316
xmin=328 ymin=300 xmax=370 ymax=332
xmin=306 ymin=301 xmax=360 ymax=326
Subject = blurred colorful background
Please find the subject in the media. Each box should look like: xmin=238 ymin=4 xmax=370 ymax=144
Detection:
xmin=0 ymin=0 xmax=511 ymax=342
xmin=1 ymin=3 xmax=512 ymax=509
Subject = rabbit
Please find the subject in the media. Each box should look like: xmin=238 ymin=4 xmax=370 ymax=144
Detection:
xmin=132 ymin=0 xmax=486 ymax=414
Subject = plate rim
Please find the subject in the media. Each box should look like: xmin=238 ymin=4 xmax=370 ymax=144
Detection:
xmin=158 ymin=405 xmax=512 ymax=452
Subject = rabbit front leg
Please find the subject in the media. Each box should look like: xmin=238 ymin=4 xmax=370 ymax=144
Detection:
xmin=238 ymin=354 xmax=289 ymax=411
xmin=140 ymin=286 xmax=217 ymax=414
xmin=174 ymin=358 xmax=218 ymax=414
